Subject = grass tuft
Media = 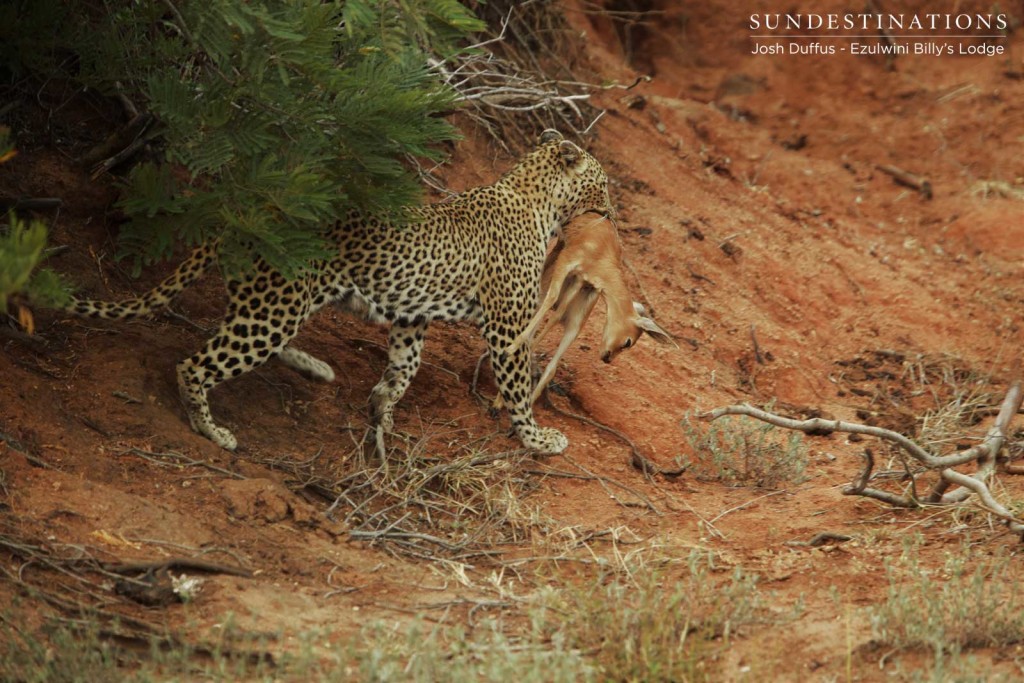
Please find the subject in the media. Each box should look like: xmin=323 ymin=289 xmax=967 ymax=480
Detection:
xmin=680 ymin=413 xmax=808 ymax=488
xmin=534 ymin=549 xmax=765 ymax=682
xmin=870 ymin=535 xmax=1024 ymax=657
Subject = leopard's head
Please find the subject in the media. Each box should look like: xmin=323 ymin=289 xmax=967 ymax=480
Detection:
xmin=536 ymin=129 xmax=614 ymax=223
xmin=503 ymin=130 xmax=614 ymax=231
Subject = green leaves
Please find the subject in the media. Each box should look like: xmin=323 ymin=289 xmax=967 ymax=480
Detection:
xmin=118 ymin=0 xmax=476 ymax=275
xmin=0 ymin=127 xmax=70 ymax=318
xmin=7 ymin=0 xmax=484 ymax=279
xmin=0 ymin=216 xmax=71 ymax=314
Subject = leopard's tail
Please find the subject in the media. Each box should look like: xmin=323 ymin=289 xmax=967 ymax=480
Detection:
xmin=67 ymin=242 xmax=218 ymax=320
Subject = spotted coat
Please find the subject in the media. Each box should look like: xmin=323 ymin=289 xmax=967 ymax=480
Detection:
xmin=68 ymin=130 xmax=613 ymax=453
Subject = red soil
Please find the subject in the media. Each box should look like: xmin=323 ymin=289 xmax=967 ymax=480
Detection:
xmin=2 ymin=1 xmax=1023 ymax=679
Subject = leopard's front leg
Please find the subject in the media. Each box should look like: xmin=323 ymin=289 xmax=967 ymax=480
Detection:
xmin=484 ymin=323 xmax=568 ymax=455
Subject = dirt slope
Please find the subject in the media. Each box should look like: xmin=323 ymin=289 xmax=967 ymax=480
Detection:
xmin=2 ymin=0 xmax=1024 ymax=679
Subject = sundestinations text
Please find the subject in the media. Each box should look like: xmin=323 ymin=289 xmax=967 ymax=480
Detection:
xmin=748 ymin=13 xmax=1009 ymax=32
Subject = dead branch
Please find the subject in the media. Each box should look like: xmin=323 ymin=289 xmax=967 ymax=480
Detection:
xmin=0 ymin=197 xmax=63 ymax=211
xmin=425 ymin=1 xmax=607 ymax=150
xmin=785 ymin=532 xmax=852 ymax=547
xmin=78 ymin=112 xmax=152 ymax=169
xmin=90 ymin=136 xmax=148 ymax=179
xmin=0 ymin=321 xmax=50 ymax=353
xmin=702 ymin=405 xmax=990 ymax=469
xmin=702 ymin=378 xmax=1024 ymax=538
xmin=928 ymin=377 xmax=1022 ymax=504
xmin=940 ymin=468 xmax=1024 ymax=535
xmin=348 ymin=528 xmax=461 ymax=551
xmin=848 ymin=447 xmax=875 ymax=495
xmin=0 ymin=430 xmax=54 ymax=469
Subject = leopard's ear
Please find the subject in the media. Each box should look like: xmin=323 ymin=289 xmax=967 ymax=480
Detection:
xmin=539 ymin=129 xmax=564 ymax=144
xmin=558 ymin=140 xmax=583 ymax=166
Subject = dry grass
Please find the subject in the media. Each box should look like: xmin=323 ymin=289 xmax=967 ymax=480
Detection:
xmin=253 ymin=426 xmax=550 ymax=561
xmin=908 ymin=356 xmax=994 ymax=452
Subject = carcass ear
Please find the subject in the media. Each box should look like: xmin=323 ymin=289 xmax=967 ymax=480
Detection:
xmin=558 ymin=140 xmax=582 ymax=166
xmin=637 ymin=316 xmax=678 ymax=347
xmin=539 ymin=129 xmax=564 ymax=144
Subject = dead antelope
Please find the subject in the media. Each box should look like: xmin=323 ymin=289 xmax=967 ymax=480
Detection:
xmin=496 ymin=215 xmax=676 ymax=409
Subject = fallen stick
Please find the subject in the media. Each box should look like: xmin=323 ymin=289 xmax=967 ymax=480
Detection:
xmin=785 ymin=532 xmax=853 ymax=547
xmin=750 ymin=324 xmax=765 ymax=365
xmin=91 ymin=137 xmax=147 ymax=179
xmin=103 ymin=557 xmax=253 ymax=578
xmin=877 ymin=164 xmax=933 ymax=199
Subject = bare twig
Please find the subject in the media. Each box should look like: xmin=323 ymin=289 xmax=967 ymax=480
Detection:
xmin=113 ymin=81 xmax=138 ymax=117
xmin=426 ymin=1 xmax=605 ymax=148
xmin=162 ymin=307 xmax=215 ymax=334
xmin=0 ymin=431 xmax=53 ymax=469
xmin=785 ymin=532 xmax=853 ymax=547
xmin=561 ymin=453 xmax=661 ymax=514
xmin=701 ymin=404 xmax=990 ymax=469
xmin=750 ymin=325 xmax=765 ymax=365
xmin=0 ymin=197 xmax=63 ymax=211
xmin=78 ymin=112 xmax=152 ymax=169
xmin=549 ymin=402 xmax=684 ymax=479
xmin=90 ymin=137 xmax=148 ymax=179
xmin=686 ymin=263 xmax=715 ymax=285
xmin=929 ymin=377 xmax=1022 ymax=504
xmin=349 ymin=528 xmax=461 ymax=551
xmin=120 ymin=447 xmax=245 ymax=480
xmin=709 ymin=489 xmax=788 ymax=524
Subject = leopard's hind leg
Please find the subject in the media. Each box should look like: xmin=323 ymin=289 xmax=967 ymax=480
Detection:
xmin=177 ymin=275 xmax=313 ymax=450
xmin=368 ymin=319 xmax=427 ymax=434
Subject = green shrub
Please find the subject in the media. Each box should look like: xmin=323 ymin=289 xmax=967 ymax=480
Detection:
xmin=1 ymin=0 xmax=483 ymax=278
xmin=680 ymin=413 xmax=808 ymax=488
xmin=0 ymin=214 xmax=71 ymax=318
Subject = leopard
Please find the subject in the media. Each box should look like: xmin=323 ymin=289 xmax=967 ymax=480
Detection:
xmin=67 ymin=130 xmax=613 ymax=454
